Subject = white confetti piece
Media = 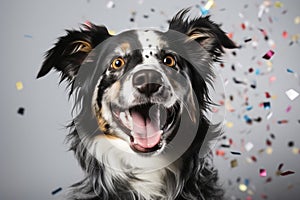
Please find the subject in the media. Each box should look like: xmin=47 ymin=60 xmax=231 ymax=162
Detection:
xmin=285 ymin=89 xmax=299 ymax=101
xmin=106 ymin=1 xmax=114 ymax=8
xmin=245 ymin=142 xmax=254 ymax=152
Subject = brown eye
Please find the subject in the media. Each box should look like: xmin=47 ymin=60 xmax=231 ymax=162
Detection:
xmin=111 ymin=57 xmax=125 ymax=69
xmin=163 ymin=55 xmax=176 ymax=67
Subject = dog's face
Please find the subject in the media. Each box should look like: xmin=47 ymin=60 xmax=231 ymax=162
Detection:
xmin=37 ymin=10 xmax=236 ymax=167
xmin=94 ymin=29 xmax=203 ymax=155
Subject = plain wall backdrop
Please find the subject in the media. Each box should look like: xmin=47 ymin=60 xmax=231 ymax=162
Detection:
xmin=1 ymin=0 xmax=300 ymax=199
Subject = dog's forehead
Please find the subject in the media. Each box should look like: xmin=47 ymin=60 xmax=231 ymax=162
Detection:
xmin=113 ymin=29 xmax=166 ymax=55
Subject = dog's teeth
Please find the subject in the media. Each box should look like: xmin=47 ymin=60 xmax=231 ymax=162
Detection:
xmin=120 ymin=112 xmax=127 ymax=124
xmin=125 ymin=110 xmax=133 ymax=130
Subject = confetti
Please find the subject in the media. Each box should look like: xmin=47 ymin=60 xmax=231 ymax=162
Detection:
xmin=17 ymin=107 xmax=25 ymax=115
xmin=204 ymin=0 xmax=214 ymax=10
xmin=221 ymin=144 xmax=230 ymax=148
xmin=106 ymin=1 xmax=115 ymax=8
xmin=286 ymin=105 xmax=291 ymax=112
xmin=266 ymin=177 xmax=272 ymax=183
xmin=277 ymin=120 xmax=288 ymax=124
xmin=231 ymin=159 xmax=238 ymax=168
xmin=239 ymin=183 xmax=247 ymax=192
xmin=244 ymin=38 xmax=252 ymax=43
xmin=246 ymin=106 xmax=253 ymax=111
xmin=280 ymin=171 xmax=295 ymax=176
xmin=226 ymin=121 xmax=234 ymax=128
xmin=245 ymin=142 xmax=254 ymax=152
xmin=200 ymin=7 xmax=209 ymax=16
xmin=288 ymin=141 xmax=294 ymax=147
xmin=294 ymin=16 xmax=300 ymax=24
xmin=260 ymin=169 xmax=267 ymax=177
xmin=230 ymin=151 xmax=241 ymax=155
xmin=266 ymin=139 xmax=272 ymax=146
xmin=262 ymin=50 xmax=275 ymax=60
xmin=16 ymin=81 xmax=23 ymax=90
xmin=216 ymin=149 xmax=225 ymax=156
xmin=51 ymin=187 xmax=62 ymax=195
xmin=286 ymin=68 xmax=294 ymax=73
xmin=233 ymin=77 xmax=246 ymax=85
xmin=263 ymin=102 xmax=271 ymax=110
xmin=24 ymin=34 xmax=33 ymax=38
xmin=292 ymin=147 xmax=299 ymax=154
xmin=266 ymin=147 xmax=273 ymax=154
xmin=282 ymin=31 xmax=288 ymax=38
xmin=244 ymin=115 xmax=252 ymax=124
xmin=285 ymin=89 xmax=299 ymax=101
xmin=251 ymin=156 xmax=257 ymax=162
xmin=265 ymin=92 xmax=271 ymax=98
xmin=278 ymin=163 xmax=284 ymax=171
xmin=274 ymin=1 xmax=283 ymax=8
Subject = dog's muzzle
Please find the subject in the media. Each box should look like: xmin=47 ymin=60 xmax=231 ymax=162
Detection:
xmin=132 ymin=69 xmax=163 ymax=97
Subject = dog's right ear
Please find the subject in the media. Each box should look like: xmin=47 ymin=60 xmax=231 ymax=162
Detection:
xmin=37 ymin=24 xmax=111 ymax=81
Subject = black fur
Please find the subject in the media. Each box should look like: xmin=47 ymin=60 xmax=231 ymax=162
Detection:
xmin=38 ymin=9 xmax=237 ymax=200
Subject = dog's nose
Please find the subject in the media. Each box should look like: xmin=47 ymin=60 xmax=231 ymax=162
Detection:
xmin=132 ymin=70 xmax=163 ymax=96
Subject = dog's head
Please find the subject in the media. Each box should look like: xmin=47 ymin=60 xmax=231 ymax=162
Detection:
xmin=38 ymin=10 xmax=236 ymax=165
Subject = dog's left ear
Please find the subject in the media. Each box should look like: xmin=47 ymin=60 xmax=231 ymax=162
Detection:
xmin=169 ymin=9 xmax=238 ymax=59
xmin=37 ymin=24 xmax=111 ymax=81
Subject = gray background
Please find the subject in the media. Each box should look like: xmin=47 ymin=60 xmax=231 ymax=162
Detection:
xmin=1 ymin=0 xmax=300 ymax=199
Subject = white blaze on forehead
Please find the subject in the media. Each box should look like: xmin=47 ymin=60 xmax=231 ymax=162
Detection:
xmin=136 ymin=30 xmax=166 ymax=64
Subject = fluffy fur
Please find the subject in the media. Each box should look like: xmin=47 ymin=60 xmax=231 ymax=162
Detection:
xmin=37 ymin=9 xmax=237 ymax=200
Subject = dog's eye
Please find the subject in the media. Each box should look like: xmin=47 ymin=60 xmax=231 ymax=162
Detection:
xmin=163 ymin=55 xmax=176 ymax=67
xmin=111 ymin=58 xmax=125 ymax=70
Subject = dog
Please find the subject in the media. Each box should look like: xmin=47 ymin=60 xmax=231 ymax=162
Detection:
xmin=37 ymin=9 xmax=236 ymax=200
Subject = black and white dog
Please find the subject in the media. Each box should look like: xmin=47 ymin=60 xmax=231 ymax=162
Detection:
xmin=37 ymin=9 xmax=236 ymax=200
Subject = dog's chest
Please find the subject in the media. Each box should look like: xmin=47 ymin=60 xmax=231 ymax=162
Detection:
xmin=130 ymin=170 xmax=166 ymax=199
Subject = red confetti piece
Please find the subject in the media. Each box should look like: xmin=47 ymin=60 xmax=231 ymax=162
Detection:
xmin=216 ymin=149 xmax=225 ymax=156
xmin=241 ymin=23 xmax=246 ymax=30
xmin=262 ymin=50 xmax=275 ymax=60
xmin=282 ymin=31 xmax=288 ymax=38
xmin=266 ymin=177 xmax=272 ymax=183
xmin=266 ymin=139 xmax=272 ymax=146
xmin=251 ymin=156 xmax=257 ymax=162
xmin=265 ymin=92 xmax=271 ymax=98
xmin=280 ymin=171 xmax=295 ymax=176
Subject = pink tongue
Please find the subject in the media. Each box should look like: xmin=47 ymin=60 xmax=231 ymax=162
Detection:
xmin=131 ymin=111 xmax=161 ymax=148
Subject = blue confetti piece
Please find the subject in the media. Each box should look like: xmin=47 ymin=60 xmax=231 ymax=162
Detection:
xmin=263 ymin=102 xmax=271 ymax=110
xmin=244 ymin=115 xmax=252 ymax=123
xmin=200 ymin=7 xmax=209 ymax=16
xmin=246 ymin=105 xmax=253 ymax=111
xmin=255 ymin=68 xmax=260 ymax=75
xmin=24 ymin=34 xmax=33 ymax=39
xmin=287 ymin=68 xmax=294 ymax=73
xmin=51 ymin=187 xmax=62 ymax=195
xmin=244 ymin=178 xmax=250 ymax=186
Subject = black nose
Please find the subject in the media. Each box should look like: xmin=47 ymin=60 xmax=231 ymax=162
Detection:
xmin=132 ymin=69 xmax=163 ymax=97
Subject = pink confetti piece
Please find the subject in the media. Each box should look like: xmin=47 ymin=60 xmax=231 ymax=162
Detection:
xmin=262 ymin=50 xmax=275 ymax=60
xmin=260 ymin=169 xmax=267 ymax=177
xmin=286 ymin=105 xmax=292 ymax=112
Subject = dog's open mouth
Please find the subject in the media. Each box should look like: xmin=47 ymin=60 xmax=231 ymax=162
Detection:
xmin=111 ymin=103 xmax=180 ymax=153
